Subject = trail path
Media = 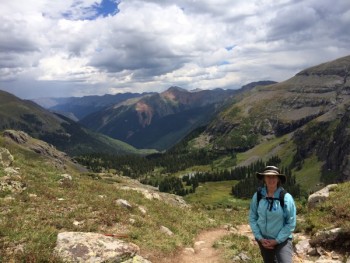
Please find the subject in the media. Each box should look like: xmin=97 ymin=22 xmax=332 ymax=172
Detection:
xmin=158 ymin=227 xmax=231 ymax=263
xmin=153 ymin=223 xmax=339 ymax=263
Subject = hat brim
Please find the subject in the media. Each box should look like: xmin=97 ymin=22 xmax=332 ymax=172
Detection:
xmin=256 ymin=172 xmax=286 ymax=184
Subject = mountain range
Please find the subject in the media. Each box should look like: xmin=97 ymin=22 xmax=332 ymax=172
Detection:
xmin=0 ymin=90 xmax=153 ymax=156
xmin=1 ymin=55 xmax=350 ymax=184
xmin=33 ymin=92 xmax=151 ymax=121
xmin=33 ymin=86 xmax=262 ymax=150
xmin=79 ymin=87 xmax=241 ymax=150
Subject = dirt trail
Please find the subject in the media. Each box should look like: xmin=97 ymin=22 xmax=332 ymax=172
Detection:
xmin=154 ymin=224 xmax=323 ymax=263
xmin=158 ymin=227 xmax=231 ymax=263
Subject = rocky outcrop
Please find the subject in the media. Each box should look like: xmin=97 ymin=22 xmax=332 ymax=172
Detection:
xmin=3 ymin=130 xmax=87 ymax=172
xmin=0 ymin=147 xmax=26 ymax=193
xmin=310 ymin=228 xmax=350 ymax=254
xmin=308 ymin=184 xmax=338 ymax=209
xmin=55 ymin=232 xmax=149 ymax=263
xmin=3 ymin=130 xmax=30 ymax=144
xmin=118 ymin=176 xmax=189 ymax=208
xmin=0 ymin=177 xmax=26 ymax=193
xmin=0 ymin=147 xmax=14 ymax=168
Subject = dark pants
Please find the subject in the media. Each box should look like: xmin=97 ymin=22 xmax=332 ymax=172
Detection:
xmin=258 ymin=239 xmax=293 ymax=263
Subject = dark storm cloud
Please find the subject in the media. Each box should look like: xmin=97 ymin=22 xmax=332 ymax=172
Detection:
xmin=89 ymin=31 xmax=189 ymax=77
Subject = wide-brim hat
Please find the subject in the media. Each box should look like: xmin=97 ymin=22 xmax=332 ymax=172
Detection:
xmin=256 ymin=166 xmax=286 ymax=184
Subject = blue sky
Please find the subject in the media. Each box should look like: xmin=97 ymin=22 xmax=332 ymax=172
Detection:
xmin=0 ymin=0 xmax=349 ymax=99
xmin=94 ymin=0 xmax=119 ymax=17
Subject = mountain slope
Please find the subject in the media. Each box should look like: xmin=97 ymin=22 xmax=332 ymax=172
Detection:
xmin=190 ymin=55 xmax=350 ymax=182
xmin=80 ymin=87 xmax=237 ymax=150
xmin=33 ymin=92 xmax=150 ymax=120
xmin=0 ymin=90 xmax=153 ymax=156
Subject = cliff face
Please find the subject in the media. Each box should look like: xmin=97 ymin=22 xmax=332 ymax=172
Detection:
xmin=325 ymin=108 xmax=350 ymax=181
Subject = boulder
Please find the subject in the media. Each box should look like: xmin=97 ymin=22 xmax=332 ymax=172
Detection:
xmin=116 ymin=199 xmax=132 ymax=209
xmin=0 ymin=177 xmax=26 ymax=193
xmin=308 ymin=184 xmax=338 ymax=209
xmin=295 ymin=238 xmax=312 ymax=256
xmin=160 ymin=226 xmax=174 ymax=236
xmin=0 ymin=148 xmax=14 ymax=168
xmin=55 ymin=232 xmax=139 ymax=262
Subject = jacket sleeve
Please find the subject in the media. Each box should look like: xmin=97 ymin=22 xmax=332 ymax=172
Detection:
xmin=249 ymin=192 xmax=263 ymax=241
xmin=276 ymin=193 xmax=297 ymax=243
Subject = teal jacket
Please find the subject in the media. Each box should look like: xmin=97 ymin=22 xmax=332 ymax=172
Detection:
xmin=249 ymin=186 xmax=296 ymax=244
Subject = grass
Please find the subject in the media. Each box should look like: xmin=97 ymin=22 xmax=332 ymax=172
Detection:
xmin=213 ymin=155 xmax=237 ymax=169
xmin=235 ymin=134 xmax=295 ymax=166
xmin=214 ymin=234 xmax=262 ymax=263
xmin=185 ymin=180 xmax=239 ymax=208
xmin=184 ymin=180 xmax=251 ymax=228
xmin=293 ymin=154 xmax=323 ymax=195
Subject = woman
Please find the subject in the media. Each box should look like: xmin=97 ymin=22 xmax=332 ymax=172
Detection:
xmin=249 ymin=166 xmax=296 ymax=263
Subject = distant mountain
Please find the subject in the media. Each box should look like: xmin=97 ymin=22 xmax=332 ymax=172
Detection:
xmin=0 ymin=90 xmax=154 ymax=156
xmin=80 ymin=87 xmax=238 ymax=150
xmin=33 ymin=92 xmax=151 ymax=120
xmin=188 ymin=55 xmax=350 ymax=182
xmin=240 ymin=80 xmax=277 ymax=92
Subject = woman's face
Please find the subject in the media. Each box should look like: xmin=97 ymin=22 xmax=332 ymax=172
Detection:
xmin=264 ymin=175 xmax=279 ymax=188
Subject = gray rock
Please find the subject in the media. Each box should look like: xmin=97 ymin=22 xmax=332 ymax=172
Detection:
xmin=295 ymin=238 xmax=311 ymax=256
xmin=138 ymin=206 xmax=147 ymax=215
xmin=0 ymin=178 xmax=26 ymax=193
xmin=0 ymin=148 xmax=14 ymax=168
xmin=55 ymin=232 xmax=139 ymax=262
xmin=232 ymin=252 xmax=251 ymax=262
xmin=160 ymin=226 xmax=174 ymax=236
xmin=116 ymin=199 xmax=132 ymax=209
xmin=4 ymin=167 xmax=20 ymax=176
xmin=61 ymin=174 xmax=73 ymax=180
xmin=308 ymin=184 xmax=338 ymax=209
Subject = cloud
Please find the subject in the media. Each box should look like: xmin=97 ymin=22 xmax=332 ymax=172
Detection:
xmin=0 ymin=0 xmax=349 ymax=99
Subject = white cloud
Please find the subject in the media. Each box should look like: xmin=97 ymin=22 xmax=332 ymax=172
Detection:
xmin=0 ymin=0 xmax=349 ymax=98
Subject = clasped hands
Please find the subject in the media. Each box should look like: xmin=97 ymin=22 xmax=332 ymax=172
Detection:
xmin=259 ymin=239 xmax=278 ymax=249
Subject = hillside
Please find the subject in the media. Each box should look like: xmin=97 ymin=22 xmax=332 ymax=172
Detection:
xmin=185 ymin=55 xmax=350 ymax=186
xmin=79 ymin=87 xmax=237 ymax=150
xmin=0 ymin=131 xmax=222 ymax=262
xmin=0 ymin=90 xmax=153 ymax=156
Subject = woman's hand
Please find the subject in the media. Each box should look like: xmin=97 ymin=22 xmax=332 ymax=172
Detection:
xmin=260 ymin=239 xmax=278 ymax=249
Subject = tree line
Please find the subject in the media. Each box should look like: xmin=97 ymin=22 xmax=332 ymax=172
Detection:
xmin=75 ymin=149 xmax=223 ymax=178
xmin=76 ymin=151 xmax=300 ymax=198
